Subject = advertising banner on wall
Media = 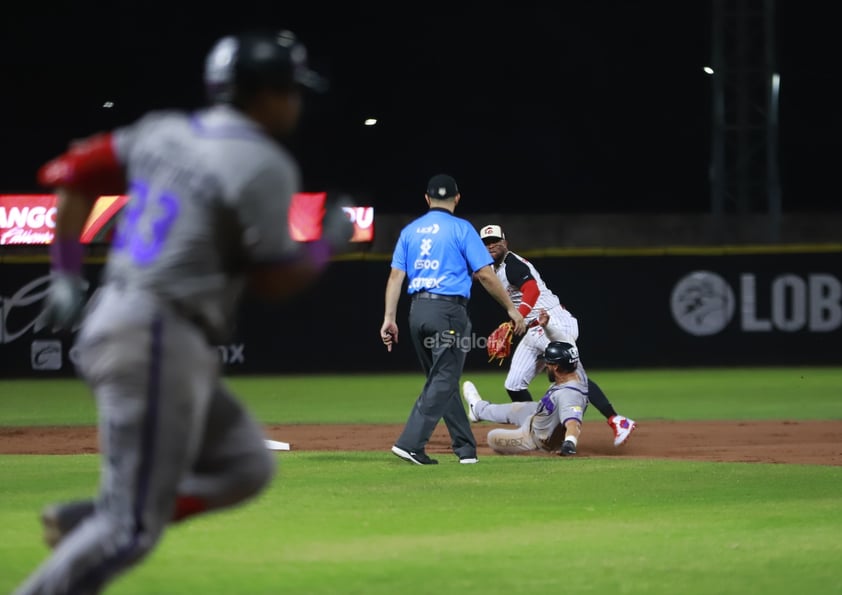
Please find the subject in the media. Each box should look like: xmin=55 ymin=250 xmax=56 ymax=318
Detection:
xmin=1 ymin=249 xmax=839 ymax=377
xmin=439 ymin=250 xmax=842 ymax=370
xmin=0 ymin=194 xmax=128 ymax=245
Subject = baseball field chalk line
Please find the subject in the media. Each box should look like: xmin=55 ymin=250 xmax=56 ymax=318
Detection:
xmin=264 ymin=439 xmax=291 ymax=451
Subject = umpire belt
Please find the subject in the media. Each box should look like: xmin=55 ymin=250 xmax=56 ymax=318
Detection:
xmin=412 ymin=292 xmax=468 ymax=308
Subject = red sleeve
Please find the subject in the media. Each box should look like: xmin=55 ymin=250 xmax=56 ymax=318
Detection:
xmin=37 ymin=133 xmax=126 ymax=197
xmin=517 ymin=278 xmax=540 ymax=317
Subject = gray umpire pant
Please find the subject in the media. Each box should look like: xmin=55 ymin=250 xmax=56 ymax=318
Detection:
xmin=394 ymin=296 xmax=477 ymax=459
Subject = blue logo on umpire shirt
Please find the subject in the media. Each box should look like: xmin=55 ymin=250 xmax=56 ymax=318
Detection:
xmin=31 ymin=339 xmax=62 ymax=371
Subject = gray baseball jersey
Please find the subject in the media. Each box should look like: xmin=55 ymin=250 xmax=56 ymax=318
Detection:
xmin=477 ymin=377 xmax=589 ymax=454
xmin=105 ymin=105 xmax=301 ymax=342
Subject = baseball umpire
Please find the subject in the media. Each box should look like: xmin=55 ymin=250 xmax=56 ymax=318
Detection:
xmin=463 ymin=224 xmax=636 ymax=446
xmin=381 ymin=174 xmax=525 ymax=465
xmin=464 ymin=341 xmax=588 ymax=456
xmin=14 ymin=30 xmax=329 ymax=594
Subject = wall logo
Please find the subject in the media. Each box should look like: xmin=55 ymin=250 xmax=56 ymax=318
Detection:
xmin=670 ymin=271 xmax=735 ymax=336
xmin=672 ymin=271 xmax=841 ymax=336
xmin=1 ymin=274 xmax=89 ymax=343
xmin=31 ymin=339 xmax=62 ymax=370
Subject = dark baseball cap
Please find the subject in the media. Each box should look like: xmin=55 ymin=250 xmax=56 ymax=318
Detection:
xmin=426 ymin=174 xmax=459 ymax=200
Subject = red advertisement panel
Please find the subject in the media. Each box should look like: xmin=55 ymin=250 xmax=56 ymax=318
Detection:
xmin=1 ymin=193 xmax=374 ymax=245
xmin=0 ymin=195 xmax=58 ymax=245
xmin=288 ymin=193 xmax=375 ymax=243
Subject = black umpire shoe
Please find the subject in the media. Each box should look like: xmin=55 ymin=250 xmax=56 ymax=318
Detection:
xmin=560 ymin=440 xmax=577 ymax=456
xmin=391 ymin=445 xmax=439 ymax=465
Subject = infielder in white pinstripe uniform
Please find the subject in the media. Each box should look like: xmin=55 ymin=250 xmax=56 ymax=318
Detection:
xmin=464 ymin=224 xmax=636 ymax=446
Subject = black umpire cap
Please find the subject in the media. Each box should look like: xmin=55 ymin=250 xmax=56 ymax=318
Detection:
xmin=426 ymin=174 xmax=459 ymax=200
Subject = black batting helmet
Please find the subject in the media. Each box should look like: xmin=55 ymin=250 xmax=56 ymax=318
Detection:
xmin=204 ymin=30 xmax=328 ymax=104
xmin=541 ymin=341 xmax=579 ymax=373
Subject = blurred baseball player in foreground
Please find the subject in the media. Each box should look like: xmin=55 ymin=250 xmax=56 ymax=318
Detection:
xmin=464 ymin=341 xmax=587 ymax=456
xmin=463 ymin=224 xmax=636 ymax=446
xmin=14 ymin=30 xmax=329 ymax=595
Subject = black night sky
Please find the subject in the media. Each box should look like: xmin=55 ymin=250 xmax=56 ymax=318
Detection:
xmin=0 ymin=1 xmax=836 ymax=215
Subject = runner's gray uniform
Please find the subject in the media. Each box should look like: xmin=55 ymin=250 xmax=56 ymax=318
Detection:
xmin=15 ymin=105 xmax=298 ymax=594
xmin=474 ymin=377 xmax=589 ymax=454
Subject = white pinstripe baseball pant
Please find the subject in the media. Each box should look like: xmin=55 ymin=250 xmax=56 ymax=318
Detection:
xmin=504 ymin=304 xmax=590 ymax=391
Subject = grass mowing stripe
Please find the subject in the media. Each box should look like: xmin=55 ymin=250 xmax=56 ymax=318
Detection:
xmin=1 ymin=367 xmax=840 ymax=425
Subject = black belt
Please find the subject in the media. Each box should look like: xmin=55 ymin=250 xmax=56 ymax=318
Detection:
xmin=412 ymin=292 xmax=469 ymax=307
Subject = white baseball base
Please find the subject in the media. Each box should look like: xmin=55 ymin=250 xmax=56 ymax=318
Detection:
xmin=264 ymin=439 xmax=291 ymax=451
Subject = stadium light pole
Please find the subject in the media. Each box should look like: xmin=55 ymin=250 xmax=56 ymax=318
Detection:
xmin=766 ymin=0 xmax=782 ymax=242
xmin=709 ymin=2 xmax=726 ymax=238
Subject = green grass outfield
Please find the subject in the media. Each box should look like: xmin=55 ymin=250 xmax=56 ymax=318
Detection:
xmin=1 ymin=367 xmax=841 ymax=595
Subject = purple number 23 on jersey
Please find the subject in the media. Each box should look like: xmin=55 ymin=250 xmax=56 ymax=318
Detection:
xmin=112 ymin=180 xmax=180 ymax=265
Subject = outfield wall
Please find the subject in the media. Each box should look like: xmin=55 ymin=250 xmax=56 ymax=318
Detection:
xmin=1 ymin=247 xmax=839 ymax=377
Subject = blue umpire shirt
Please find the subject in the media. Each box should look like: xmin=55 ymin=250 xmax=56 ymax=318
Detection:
xmin=391 ymin=208 xmax=493 ymax=298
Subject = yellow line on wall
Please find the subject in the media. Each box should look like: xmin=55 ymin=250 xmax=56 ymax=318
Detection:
xmin=3 ymin=243 xmax=841 ymax=265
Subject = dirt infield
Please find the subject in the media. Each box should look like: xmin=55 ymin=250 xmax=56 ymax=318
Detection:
xmin=1 ymin=420 xmax=841 ymax=465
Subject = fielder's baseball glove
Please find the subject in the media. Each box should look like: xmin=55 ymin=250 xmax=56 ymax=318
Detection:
xmin=487 ymin=321 xmax=514 ymax=366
